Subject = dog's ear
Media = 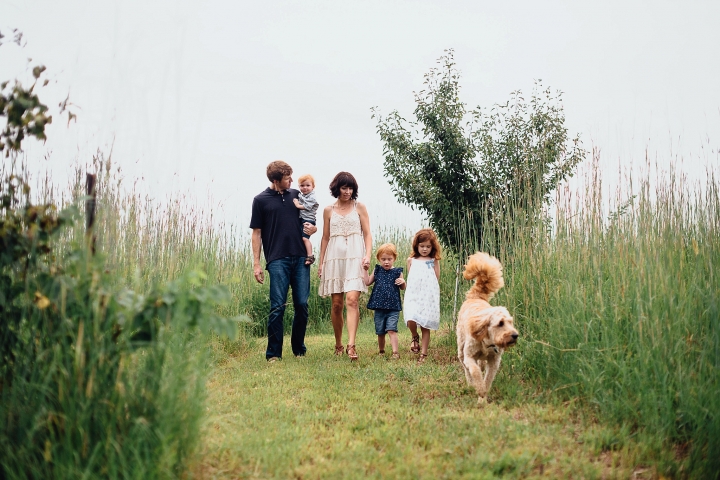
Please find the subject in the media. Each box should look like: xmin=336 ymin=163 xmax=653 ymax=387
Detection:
xmin=470 ymin=311 xmax=491 ymax=341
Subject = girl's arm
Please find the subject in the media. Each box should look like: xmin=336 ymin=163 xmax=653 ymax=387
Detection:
xmin=406 ymin=257 xmax=412 ymax=277
xmin=362 ymin=268 xmax=375 ymax=286
xmin=317 ymin=206 xmax=332 ymax=277
xmin=396 ymin=271 xmax=406 ymax=290
xmin=356 ymin=202 xmax=372 ymax=268
xmin=434 ymin=258 xmax=441 ymax=281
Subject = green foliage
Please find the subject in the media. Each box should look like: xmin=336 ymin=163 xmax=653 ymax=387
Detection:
xmin=0 ymin=42 xmax=238 ymax=477
xmin=494 ymin=158 xmax=720 ymax=478
xmin=373 ymin=49 xmax=585 ymax=257
xmin=0 ymin=172 xmax=239 ymax=478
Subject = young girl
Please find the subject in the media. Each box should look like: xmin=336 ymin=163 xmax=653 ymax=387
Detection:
xmin=403 ymin=228 xmax=441 ymax=364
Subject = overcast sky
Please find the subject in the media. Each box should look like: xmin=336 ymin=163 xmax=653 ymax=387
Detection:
xmin=3 ymin=0 xmax=719 ymax=240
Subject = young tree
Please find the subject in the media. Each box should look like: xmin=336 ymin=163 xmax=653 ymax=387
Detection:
xmin=373 ymin=49 xmax=585 ymax=260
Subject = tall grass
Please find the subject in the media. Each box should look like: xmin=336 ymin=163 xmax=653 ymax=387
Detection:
xmin=481 ymin=152 xmax=719 ymax=478
xmin=23 ymin=148 xmax=719 ymax=477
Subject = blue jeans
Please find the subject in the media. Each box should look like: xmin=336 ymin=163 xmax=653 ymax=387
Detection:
xmin=266 ymin=256 xmax=310 ymax=359
xmin=373 ymin=309 xmax=400 ymax=335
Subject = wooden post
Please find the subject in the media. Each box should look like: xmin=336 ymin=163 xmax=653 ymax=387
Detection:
xmin=86 ymin=173 xmax=97 ymax=255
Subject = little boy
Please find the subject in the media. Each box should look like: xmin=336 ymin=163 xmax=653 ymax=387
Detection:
xmin=293 ymin=174 xmax=319 ymax=265
xmin=362 ymin=243 xmax=406 ymax=359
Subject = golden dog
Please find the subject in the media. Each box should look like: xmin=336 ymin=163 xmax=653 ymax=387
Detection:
xmin=456 ymin=252 xmax=518 ymax=405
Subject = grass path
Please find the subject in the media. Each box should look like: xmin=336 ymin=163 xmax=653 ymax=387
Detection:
xmin=193 ymin=323 xmax=649 ymax=479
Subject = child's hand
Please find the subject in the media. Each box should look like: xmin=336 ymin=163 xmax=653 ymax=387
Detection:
xmin=293 ymin=198 xmax=303 ymax=209
xmin=395 ymin=277 xmax=405 ymax=286
xmin=363 ymin=262 xmax=370 ymax=271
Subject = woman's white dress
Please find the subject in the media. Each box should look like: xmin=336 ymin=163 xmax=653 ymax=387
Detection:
xmin=403 ymin=258 xmax=440 ymax=330
xmin=318 ymin=204 xmax=367 ymax=296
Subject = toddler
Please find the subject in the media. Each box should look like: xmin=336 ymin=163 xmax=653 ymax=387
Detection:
xmin=403 ymin=228 xmax=441 ymax=364
xmin=293 ymin=174 xmax=319 ymax=265
xmin=363 ymin=243 xmax=406 ymax=359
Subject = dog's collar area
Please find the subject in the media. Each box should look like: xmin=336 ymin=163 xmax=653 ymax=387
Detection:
xmin=483 ymin=339 xmax=500 ymax=354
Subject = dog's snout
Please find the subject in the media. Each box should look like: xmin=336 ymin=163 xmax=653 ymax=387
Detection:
xmin=511 ymin=333 xmax=519 ymax=340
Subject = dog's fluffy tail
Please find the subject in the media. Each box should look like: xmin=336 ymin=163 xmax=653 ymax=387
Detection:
xmin=463 ymin=252 xmax=504 ymax=301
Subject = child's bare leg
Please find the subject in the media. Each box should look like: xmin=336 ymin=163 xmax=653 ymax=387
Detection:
xmin=388 ymin=330 xmax=399 ymax=354
xmin=303 ymin=238 xmax=314 ymax=264
xmin=407 ymin=320 xmax=418 ymax=337
xmin=407 ymin=320 xmax=420 ymax=353
xmin=377 ymin=334 xmax=386 ymax=353
xmin=420 ymin=327 xmax=431 ymax=355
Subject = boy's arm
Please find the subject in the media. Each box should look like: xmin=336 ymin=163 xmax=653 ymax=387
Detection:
xmin=293 ymin=198 xmax=306 ymax=210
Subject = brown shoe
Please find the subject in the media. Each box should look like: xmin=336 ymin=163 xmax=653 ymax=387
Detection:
xmin=410 ymin=335 xmax=420 ymax=354
xmin=346 ymin=344 xmax=358 ymax=361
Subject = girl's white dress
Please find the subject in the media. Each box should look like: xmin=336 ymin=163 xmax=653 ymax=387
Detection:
xmin=318 ymin=203 xmax=367 ymax=296
xmin=403 ymin=258 xmax=440 ymax=330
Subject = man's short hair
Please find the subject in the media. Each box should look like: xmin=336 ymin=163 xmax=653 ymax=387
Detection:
xmin=266 ymin=161 xmax=293 ymax=183
xmin=298 ymin=174 xmax=315 ymax=187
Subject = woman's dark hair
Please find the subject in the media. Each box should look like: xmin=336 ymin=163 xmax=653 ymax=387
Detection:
xmin=329 ymin=171 xmax=359 ymax=199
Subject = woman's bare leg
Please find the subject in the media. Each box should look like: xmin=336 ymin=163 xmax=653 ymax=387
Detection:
xmin=331 ymin=293 xmax=345 ymax=348
xmin=345 ymin=291 xmax=360 ymax=346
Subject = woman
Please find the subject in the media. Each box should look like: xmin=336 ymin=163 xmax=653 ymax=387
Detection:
xmin=318 ymin=172 xmax=372 ymax=361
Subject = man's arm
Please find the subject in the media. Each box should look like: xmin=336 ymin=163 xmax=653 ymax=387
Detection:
xmin=251 ymin=228 xmax=264 ymax=284
xmin=302 ymin=222 xmax=318 ymax=236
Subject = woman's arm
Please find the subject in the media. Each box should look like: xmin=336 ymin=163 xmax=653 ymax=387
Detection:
xmin=317 ymin=206 xmax=332 ymax=277
xmin=357 ymin=202 xmax=372 ymax=268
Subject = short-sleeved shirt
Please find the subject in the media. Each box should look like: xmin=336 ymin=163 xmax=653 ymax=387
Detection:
xmin=249 ymin=187 xmax=306 ymax=266
xmin=297 ymin=190 xmax=319 ymax=222
xmin=366 ymin=265 xmax=403 ymax=311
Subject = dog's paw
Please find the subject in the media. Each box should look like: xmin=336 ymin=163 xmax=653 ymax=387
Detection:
xmin=477 ymin=396 xmax=487 ymax=407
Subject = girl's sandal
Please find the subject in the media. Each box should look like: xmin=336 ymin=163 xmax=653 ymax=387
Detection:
xmin=417 ymin=353 xmax=428 ymax=365
xmin=346 ymin=344 xmax=358 ymax=362
xmin=334 ymin=345 xmax=344 ymax=356
xmin=410 ymin=335 xmax=421 ymax=354
xmin=391 ymin=352 xmax=400 ymax=360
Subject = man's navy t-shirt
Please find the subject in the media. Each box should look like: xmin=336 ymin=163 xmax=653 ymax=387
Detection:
xmin=249 ymin=187 xmax=307 ymax=266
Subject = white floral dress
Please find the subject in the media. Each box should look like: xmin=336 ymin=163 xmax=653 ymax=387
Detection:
xmin=318 ymin=203 xmax=367 ymax=296
xmin=403 ymin=258 xmax=440 ymax=330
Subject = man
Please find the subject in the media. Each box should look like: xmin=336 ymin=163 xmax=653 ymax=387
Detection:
xmin=250 ymin=160 xmax=317 ymax=361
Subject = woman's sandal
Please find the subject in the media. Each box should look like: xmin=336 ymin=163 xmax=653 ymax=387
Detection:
xmin=410 ymin=335 xmax=421 ymax=354
xmin=305 ymin=255 xmax=316 ymax=265
xmin=417 ymin=353 xmax=428 ymax=365
xmin=346 ymin=344 xmax=358 ymax=361
xmin=334 ymin=345 xmax=344 ymax=356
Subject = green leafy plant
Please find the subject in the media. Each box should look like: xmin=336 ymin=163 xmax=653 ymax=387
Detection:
xmin=373 ymin=49 xmax=585 ymax=259
xmin=0 ymin=36 xmax=238 ymax=477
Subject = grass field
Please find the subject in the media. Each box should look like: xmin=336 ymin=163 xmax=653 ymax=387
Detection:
xmin=192 ymin=322 xmax=660 ymax=479
xmin=5 ymin=152 xmax=717 ymax=478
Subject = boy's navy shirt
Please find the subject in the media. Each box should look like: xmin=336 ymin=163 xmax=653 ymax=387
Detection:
xmin=250 ymin=187 xmax=306 ymax=265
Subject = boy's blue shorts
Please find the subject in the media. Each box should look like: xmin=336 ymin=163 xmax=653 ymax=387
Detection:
xmin=373 ymin=309 xmax=400 ymax=335
xmin=299 ymin=218 xmax=316 ymax=239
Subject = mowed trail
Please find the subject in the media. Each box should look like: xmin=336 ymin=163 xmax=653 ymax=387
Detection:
xmin=193 ymin=324 xmax=641 ymax=479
